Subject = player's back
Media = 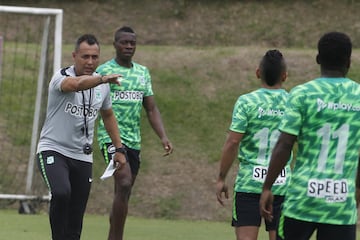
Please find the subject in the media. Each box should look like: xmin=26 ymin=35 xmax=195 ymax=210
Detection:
xmin=295 ymin=77 xmax=360 ymax=170
xmin=282 ymin=77 xmax=360 ymax=225
xmin=232 ymin=88 xmax=290 ymax=195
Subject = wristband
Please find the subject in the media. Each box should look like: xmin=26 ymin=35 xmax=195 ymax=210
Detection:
xmin=115 ymin=146 xmax=127 ymax=154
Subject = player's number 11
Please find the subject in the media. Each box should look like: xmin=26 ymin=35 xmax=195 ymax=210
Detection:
xmin=316 ymin=123 xmax=349 ymax=174
xmin=254 ymin=128 xmax=280 ymax=164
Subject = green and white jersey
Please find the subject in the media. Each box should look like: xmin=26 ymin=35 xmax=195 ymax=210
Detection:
xmin=231 ymin=88 xmax=291 ymax=195
xmin=97 ymin=59 xmax=153 ymax=150
xmin=279 ymin=77 xmax=360 ymax=225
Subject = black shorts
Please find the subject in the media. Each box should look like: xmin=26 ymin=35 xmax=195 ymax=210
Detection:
xmin=100 ymin=143 xmax=140 ymax=176
xmin=232 ymin=192 xmax=284 ymax=231
xmin=279 ymin=216 xmax=356 ymax=240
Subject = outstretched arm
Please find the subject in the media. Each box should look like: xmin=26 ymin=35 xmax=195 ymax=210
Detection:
xmin=61 ymin=73 xmax=121 ymax=92
xmin=259 ymin=132 xmax=296 ymax=221
xmin=143 ymin=96 xmax=173 ymax=156
xmin=216 ymin=131 xmax=243 ymax=206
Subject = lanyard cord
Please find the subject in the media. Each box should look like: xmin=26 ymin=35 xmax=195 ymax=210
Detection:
xmin=81 ymin=89 xmax=92 ymax=139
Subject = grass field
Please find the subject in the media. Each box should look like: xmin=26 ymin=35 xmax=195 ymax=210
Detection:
xmin=0 ymin=209 xmax=359 ymax=240
xmin=0 ymin=209 xmax=328 ymax=240
xmin=4 ymin=209 xmax=360 ymax=240
xmin=0 ymin=209 xmax=232 ymax=240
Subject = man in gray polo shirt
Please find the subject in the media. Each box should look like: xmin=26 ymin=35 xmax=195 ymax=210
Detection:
xmin=36 ymin=34 xmax=127 ymax=240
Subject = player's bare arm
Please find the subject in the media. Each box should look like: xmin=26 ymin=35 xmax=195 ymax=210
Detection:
xmin=143 ymin=96 xmax=173 ymax=156
xmin=216 ymin=131 xmax=243 ymax=206
xmin=260 ymin=132 xmax=296 ymax=220
xmin=61 ymin=73 xmax=122 ymax=92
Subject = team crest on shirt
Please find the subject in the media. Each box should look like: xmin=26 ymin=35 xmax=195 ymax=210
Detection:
xmin=94 ymin=88 xmax=102 ymax=100
xmin=138 ymin=75 xmax=146 ymax=85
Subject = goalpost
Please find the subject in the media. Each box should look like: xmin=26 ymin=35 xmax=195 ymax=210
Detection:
xmin=0 ymin=5 xmax=62 ymax=213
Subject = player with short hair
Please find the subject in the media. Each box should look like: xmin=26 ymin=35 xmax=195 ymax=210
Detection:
xmin=260 ymin=32 xmax=360 ymax=240
xmin=96 ymin=26 xmax=173 ymax=240
xmin=37 ymin=34 xmax=126 ymax=240
xmin=216 ymin=49 xmax=291 ymax=240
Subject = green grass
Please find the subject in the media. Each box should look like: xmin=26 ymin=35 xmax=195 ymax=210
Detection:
xmin=0 ymin=209 xmax=328 ymax=240
xmin=0 ymin=209 xmax=235 ymax=240
xmin=4 ymin=209 xmax=360 ymax=240
xmin=5 ymin=1 xmax=360 ymax=48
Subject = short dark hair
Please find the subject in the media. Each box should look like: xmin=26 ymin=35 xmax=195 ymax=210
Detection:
xmin=114 ymin=26 xmax=135 ymax=42
xmin=317 ymin=32 xmax=352 ymax=70
xmin=259 ymin=49 xmax=287 ymax=86
xmin=75 ymin=34 xmax=99 ymax=51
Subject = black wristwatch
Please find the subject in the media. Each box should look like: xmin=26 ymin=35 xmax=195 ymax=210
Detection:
xmin=115 ymin=146 xmax=127 ymax=154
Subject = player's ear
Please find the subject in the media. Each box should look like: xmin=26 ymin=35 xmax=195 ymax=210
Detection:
xmin=316 ymin=54 xmax=320 ymax=64
xmin=256 ymin=68 xmax=261 ymax=79
xmin=281 ymin=71 xmax=288 ymax=82
xmin=346 ymin=58 xmax=351 ymax=69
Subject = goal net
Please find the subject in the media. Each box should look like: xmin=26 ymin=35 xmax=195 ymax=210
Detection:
xmin=0 ymin=5 xmax=62 ymax=213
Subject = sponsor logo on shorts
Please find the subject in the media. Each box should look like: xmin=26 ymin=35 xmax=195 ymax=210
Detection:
xmin=107 ymin=144 xmax=115 ymax=154
xmin=46 ymin=156 xmax=55 ymax=164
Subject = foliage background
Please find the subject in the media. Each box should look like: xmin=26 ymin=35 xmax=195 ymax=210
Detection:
xmin=2 ymin=0 xmax=360 ymax=47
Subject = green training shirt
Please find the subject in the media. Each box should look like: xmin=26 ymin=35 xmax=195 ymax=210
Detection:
xmin=96 ymin=59 xmax=153 ymax=150
xmin=279 ymin=77 xmax=360 ymax=225
xmin=230 ymin=88 xmax=291 ymax=195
